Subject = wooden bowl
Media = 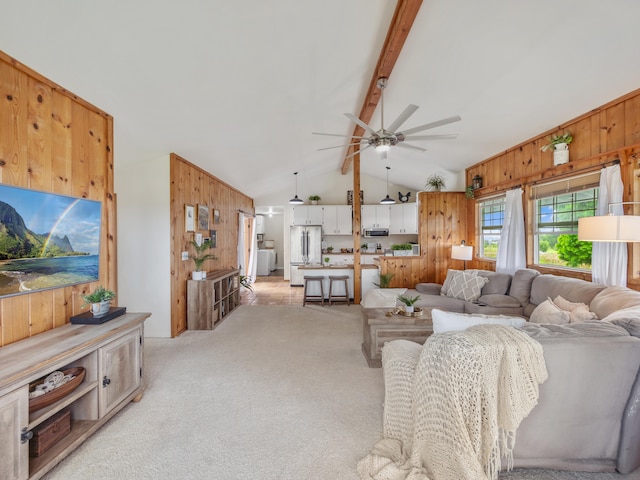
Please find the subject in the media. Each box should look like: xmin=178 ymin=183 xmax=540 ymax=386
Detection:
xmin=29 ymin=367 xmax=85 ymax=413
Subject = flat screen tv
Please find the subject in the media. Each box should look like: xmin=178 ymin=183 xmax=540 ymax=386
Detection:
xmin=0 ymin=184 xmax=102 ymax=298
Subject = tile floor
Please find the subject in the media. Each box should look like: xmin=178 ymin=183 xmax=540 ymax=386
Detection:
xmin=240 ymin=273 xmax=304 ymax=305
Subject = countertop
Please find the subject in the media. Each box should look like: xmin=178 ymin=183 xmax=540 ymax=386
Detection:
xmin=297 ymin=264 xmax=379 ymax=270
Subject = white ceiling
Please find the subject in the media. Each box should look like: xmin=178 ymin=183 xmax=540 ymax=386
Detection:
xmin=2 ymin=1 xmax=639 ymax=202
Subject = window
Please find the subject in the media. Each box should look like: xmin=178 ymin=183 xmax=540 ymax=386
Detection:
xmin=477 ymin=196 xmax=505 ymax=260
xmin=533 ymin=173 xmax=599 ymax=270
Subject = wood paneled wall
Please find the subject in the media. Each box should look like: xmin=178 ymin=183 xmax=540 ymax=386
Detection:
xmin=466 ymin=87 xmax=640 ymax=289
xmin=0 ymin=51 xmax=116 ymax=346
xmin=381 ymin=191 xmax=468 ymax=287
xmin=169 ymin=154 xmax=253 ymax=337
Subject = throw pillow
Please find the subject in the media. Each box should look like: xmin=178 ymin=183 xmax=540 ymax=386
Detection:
xmin=432 ymin=308 xmax=527 ymax=333
xmin=529 ymin=298 xmax=570 ymax=325
xmin=445 ymin=271 xmax=489 ymax=302
xmin=440 ymin=269 xmax=463 ymax=296
xmin=553 ymin=295 xmax=598 ymax=323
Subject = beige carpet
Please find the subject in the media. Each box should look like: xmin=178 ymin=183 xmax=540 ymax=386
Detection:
xmin=42 ymin=305 xmax=640 ymax=480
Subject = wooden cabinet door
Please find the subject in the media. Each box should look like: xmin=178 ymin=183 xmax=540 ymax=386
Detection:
xmin=98 ymin=329 xmax=142 ymax=417
xmin=0 ymin=387 xmax=28 ymax=480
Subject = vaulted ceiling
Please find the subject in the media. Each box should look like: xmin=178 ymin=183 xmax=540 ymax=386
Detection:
xmin=2 ymin=1 xmax=639 ymax=203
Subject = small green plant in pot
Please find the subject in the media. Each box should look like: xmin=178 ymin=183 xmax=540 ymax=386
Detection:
xmin=190 ymin=239 xmax=217 ymax=280
xmin=391 ymin=243 xmax=413 ymax=256
xmin=239 ymin=275 xmax=253 ymax=292
xmin=397 ymin=294 xmax=420 ymax=313
xmin=309 ymin=195 xmax=321 ymax=204
xmin=425 ymin=174 xmax=446 ymax=192
xmin=373 ymin=272 xmax=395 ymax=288
xmin=82 ymin=285 xmax=116 ymax=317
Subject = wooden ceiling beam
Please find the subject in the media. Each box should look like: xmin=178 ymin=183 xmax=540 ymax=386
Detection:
xmin=340 ymin=0 xmax=423 ymax=174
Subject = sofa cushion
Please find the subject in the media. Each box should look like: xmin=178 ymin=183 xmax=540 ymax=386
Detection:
xmin=408 ymin=290 xmax=466 ymax=313
xmin=445 ymin=271 xmax=489 ymax=302
xmin=590 ymin=286 xmax=640 ymax=320
xmin=530 ymin=298 xmax=570 ymax=325
xmin=415 ymin=283 xmax=442 ymax=295
xmin=603 ymin=307 xmax=640 ymax=337
xmin=508 ymin=269 xmax=540 ymax=307
xmin=477 ymin=294 xmax=522 ymax=308
xmin=432 ymin=308 xmax=526 ymax=333
xmin=469 ymin=270 xmax=512 ymax=295
xmin=529 ymin=275 xmax=606 ymax=308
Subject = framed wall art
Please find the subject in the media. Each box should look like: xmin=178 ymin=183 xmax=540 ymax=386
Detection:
xmin=209 ymin=230 xmax=217 ymax=248
xmin=185 ymin=204 xmax=195 ymax=232
xmin=197 ymin=204 xmax=209 ymax=230
xmin=213 ymin=209 xmax=220 ymax=224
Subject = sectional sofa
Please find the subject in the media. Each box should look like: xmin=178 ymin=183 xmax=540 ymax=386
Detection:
xmin=381 ymin=269 xmax=640 ymax=473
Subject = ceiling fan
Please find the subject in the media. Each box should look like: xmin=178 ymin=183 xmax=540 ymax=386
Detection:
xmin=313 ymin=77 xmax=461 ymax=160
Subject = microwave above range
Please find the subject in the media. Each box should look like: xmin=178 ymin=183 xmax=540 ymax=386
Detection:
xmin=363 ymin=228 xmax=389 ymax=237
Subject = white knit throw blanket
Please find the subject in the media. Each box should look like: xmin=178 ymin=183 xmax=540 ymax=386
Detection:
xmin=358 ymin=324 xmax=548 ymax=480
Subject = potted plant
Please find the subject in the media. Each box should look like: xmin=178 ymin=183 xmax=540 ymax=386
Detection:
xmin=373 ymin=272 xmax=395 ymax=288
xmin=540 ymin=132 xmax=573 ymax=166
xmin=397 ymin=294 xmax=421 ymax=313
xmin=82 ymin=285 xmax=116 ymax=317
xmin=323 ymin=256 xmax=330 ymax=266
xmin=425 ymin=174 xmax=446 ymax=192
xmin=465 ymin=185 xmax=475 ymax=198
xmin=239 ymin=275 xmax=253 ymax=292
xmin=189 ymin=239 xmax=217 ymax=280
xmin=391 ymin=243 xmax=413 ymax=256
xmin=309 ymin=195 xmax=321 ymax=205
xmin=326 ymin=246 xmax=334 ymax=253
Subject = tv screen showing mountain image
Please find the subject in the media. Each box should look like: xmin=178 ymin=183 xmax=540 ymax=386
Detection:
xmin=0 ymin=184 xmax=102 ymax=298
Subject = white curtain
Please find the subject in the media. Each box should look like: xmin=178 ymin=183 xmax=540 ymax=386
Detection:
xmin=237 ymin=213 xmax=258 ymax=284
xmin=592 ymin=164 xmax=626 ymax=286
xmin=496 ymin=187 xmax=526 ymax=275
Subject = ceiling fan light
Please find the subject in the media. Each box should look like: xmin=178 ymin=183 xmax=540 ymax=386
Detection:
xmin=379 ymin=195 xmax=395 ymax=205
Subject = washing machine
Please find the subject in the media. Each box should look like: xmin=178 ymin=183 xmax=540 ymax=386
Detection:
xmin=257 ymin=249 xmax=276 ymax=276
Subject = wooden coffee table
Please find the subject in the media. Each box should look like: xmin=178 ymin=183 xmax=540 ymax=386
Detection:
xmin=361 ymin=307 xmax=433 ymax=368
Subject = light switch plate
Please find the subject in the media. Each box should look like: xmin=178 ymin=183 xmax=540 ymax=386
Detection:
xmin=181 ymin=251 xmax=189 ymax=261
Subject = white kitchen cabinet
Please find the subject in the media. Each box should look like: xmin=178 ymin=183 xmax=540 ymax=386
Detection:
xmin=361 ymin=205 xmax=391 ymax=229
xmin=255 ymin=215 xmax=265 ymax=234
xmin=292 ymin=206 xmax=323 ymax=225
xmin=389 ymin=203 xmax=418 ymax=234
xmin=322 ymin=206 xmax=352 ymax=235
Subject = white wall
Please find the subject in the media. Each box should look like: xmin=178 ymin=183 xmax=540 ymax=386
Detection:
xmin=115 ymin=154 xmax=171 ymax=337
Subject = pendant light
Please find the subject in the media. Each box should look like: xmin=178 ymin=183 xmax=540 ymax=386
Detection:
xmin=289 ymin=172 xmax=304 ymax=204
xmin=380 ymin=166 xmax=396 ymax=205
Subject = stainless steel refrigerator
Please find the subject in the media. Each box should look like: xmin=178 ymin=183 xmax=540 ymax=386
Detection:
xmin=290 ymin=225 xmax=322 ymax=286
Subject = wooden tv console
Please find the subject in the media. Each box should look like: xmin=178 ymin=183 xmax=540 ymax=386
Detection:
xmin=0 ymin=312 xmax=150 ymax=480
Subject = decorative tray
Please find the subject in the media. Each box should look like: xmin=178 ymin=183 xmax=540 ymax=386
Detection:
xmin=387 ymin=307 xmax=424 ymax=317
xmin=29 ymin=367 xmax=86 ymax=413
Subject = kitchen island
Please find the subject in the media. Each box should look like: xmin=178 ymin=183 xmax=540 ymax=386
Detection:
xmin=297 ymin=264 xmax=379 ymax=300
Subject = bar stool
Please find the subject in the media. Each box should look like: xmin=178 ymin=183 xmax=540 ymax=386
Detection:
xmin=303 ymin=276 xmax=325 ymax=306
xmin=328 ymin=275 xmax=350 ymax=306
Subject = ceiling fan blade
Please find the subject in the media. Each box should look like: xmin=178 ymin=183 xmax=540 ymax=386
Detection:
xmin=403 ymin=134 xmax=458 ymax=141
xmin=386 ymin=104 xmax=419 ymax=133
xmin=396 ymin=143 xmax=427 ymax=152
xmin=317 ymin=141 xmax=364 ymax=152
xmin=345 ymin=113 xmax=379 ymax=137
xmin=344 ymin=144 xmax=372 ymax=160
xmin=400 ymin=115 xmax=462 ymax=136
xmin=312 ymin=132 xmax=369 ymax=139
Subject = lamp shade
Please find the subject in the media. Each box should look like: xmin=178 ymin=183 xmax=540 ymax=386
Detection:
xmin=288 ymin=195 xmax=304 ymax=205
xmin=451 ymin=244 xmax=473 ymax=261
xmin=578 ymin=215 xmax=640 ymax=242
